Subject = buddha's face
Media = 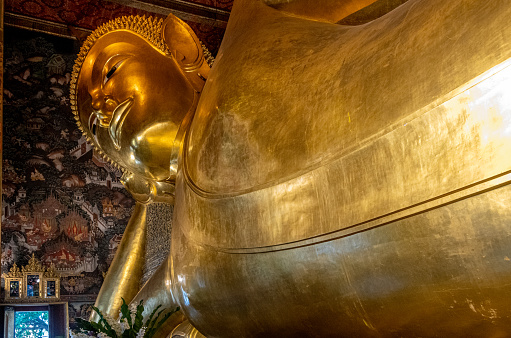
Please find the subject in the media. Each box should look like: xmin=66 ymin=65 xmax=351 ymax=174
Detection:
xmin=76 ymin=31 xmax=195 ymax=181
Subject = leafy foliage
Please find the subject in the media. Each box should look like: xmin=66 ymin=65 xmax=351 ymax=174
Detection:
xmin=73 ymin=298 xmax=179 ymax=338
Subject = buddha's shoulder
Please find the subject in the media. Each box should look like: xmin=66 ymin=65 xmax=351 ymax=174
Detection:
xmin=184 ymin=0 xmax=511 ymax=195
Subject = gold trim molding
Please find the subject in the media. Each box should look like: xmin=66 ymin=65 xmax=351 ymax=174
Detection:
xmin=2 ymin=255 xmax=61 ymax=302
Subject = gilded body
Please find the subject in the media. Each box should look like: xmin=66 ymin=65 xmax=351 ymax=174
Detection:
xmin=172 ymin=0 xmax=511 ymax=336
xmin=74 ymin=0 xmax=511 ymax=336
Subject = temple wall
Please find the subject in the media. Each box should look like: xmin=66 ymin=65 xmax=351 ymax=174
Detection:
xmin=1 ymin=27 xmax=136 ymax=328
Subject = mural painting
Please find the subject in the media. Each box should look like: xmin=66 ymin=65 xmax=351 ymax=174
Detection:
xmin=2 ymin=27 xmax=135 ymax=327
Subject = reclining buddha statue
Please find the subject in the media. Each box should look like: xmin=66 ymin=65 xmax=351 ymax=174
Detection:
xmin=71 ymin=0 xmax=511 ymax=336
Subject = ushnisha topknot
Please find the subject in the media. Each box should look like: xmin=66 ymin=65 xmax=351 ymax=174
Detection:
xmin=69 ymin=15 xmax=213 ymax=172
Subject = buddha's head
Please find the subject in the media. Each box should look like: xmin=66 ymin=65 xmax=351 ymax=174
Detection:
xmin=71 ymin=15 xmax=211 ymax=183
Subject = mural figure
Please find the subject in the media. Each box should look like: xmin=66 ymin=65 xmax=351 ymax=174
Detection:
xmin=2 ymin=28 xmax=136 ymax=327
xmin=72 ymin=0 xmax=511 ymax=336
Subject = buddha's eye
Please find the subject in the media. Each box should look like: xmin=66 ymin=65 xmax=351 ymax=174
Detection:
xmin=106 ymin=66 xmax=117 ymax=80
xmin=89 ymin=114 xmax=98 ymax=135
xmin=104 ymin=60 xmax=124 ymax=85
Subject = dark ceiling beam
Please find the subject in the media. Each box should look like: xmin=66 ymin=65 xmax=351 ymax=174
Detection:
xmin=105 ymin=0 xmax=230 ymax=27
xmin=4 ymin=12 xmax=92 ymax=40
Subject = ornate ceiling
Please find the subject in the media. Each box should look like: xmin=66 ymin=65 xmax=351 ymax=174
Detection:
xmin=5 ymin=0 xmax=233 ymax=55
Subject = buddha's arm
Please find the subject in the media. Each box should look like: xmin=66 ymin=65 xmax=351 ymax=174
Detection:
xmin=92 ymin=201 xmax=147 ymax=321
xmin=91 ymin=174 xmax=176 ymax=321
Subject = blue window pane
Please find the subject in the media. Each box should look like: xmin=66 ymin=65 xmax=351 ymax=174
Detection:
xmin=15 ymin=311 xmax=49 ymax=338
xmin=26 ymin=275 xmax=40 ymax=298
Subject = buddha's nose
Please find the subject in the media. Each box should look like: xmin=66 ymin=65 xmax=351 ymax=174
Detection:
xmin=92 ymin=94 xmax=118 ymax=127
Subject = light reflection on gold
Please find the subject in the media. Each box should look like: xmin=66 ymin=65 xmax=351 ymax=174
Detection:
xmin=72 ymin=0 xmax=511 ymax=336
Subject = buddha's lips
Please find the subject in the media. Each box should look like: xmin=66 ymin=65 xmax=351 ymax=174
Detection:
xmin=109 ymin=97 xmax=133 ymax=150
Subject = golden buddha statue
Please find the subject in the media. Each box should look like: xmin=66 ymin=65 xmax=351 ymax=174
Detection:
xmin=72 ymin=0 xmax=511 ymax=336
xmin=70 ymin=14 xmax=210 ymax=333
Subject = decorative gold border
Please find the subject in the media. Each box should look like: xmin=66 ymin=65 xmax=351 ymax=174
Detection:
xmin=43 ymin=278 xmax=60 ymax=299
xmin=2 ymin=256 xmax=61 ymax=302
xmin=23 ymin=272 xmax=43 ymax=299
xmin=5 ymin=278 xmax=23 ymax=300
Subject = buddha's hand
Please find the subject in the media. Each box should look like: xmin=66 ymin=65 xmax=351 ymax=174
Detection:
xmin=121 ymin=172 xmax=176 ymax=205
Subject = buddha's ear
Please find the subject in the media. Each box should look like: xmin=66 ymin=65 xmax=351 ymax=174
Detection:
xmin=162 ymin=14 xmax=204 ymax=71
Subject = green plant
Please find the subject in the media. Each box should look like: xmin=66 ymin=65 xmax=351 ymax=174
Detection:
xmin=72 ymin=299 xmax=179 ymax=338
